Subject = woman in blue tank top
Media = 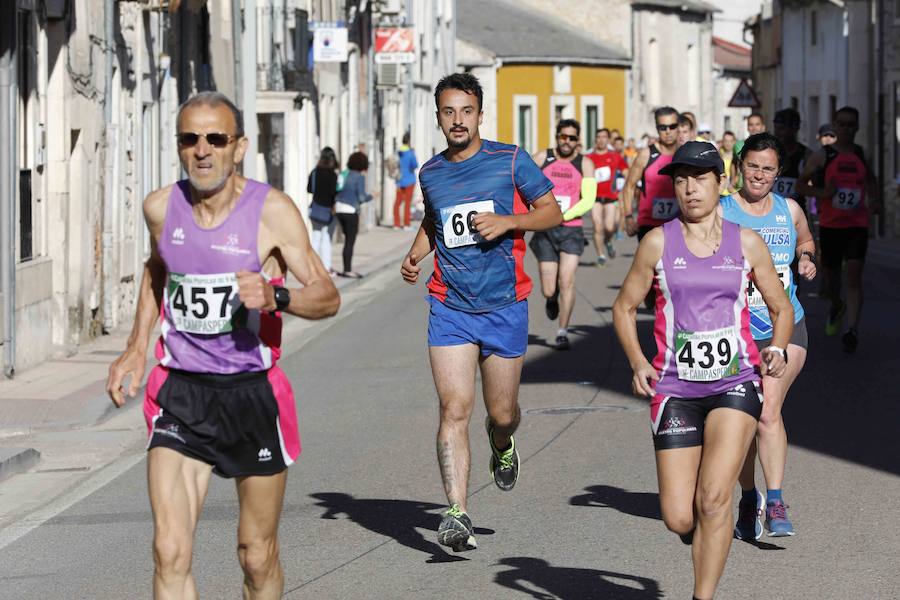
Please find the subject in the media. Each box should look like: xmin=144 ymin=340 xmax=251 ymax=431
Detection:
xmin=720 ymin=133 xmax=817 ymax=539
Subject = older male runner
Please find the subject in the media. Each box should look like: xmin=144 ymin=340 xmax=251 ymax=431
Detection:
xmin=107 ymin=92 xmax=340 ymax=600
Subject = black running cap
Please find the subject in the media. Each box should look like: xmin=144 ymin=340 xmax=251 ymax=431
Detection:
xmin=818 ymin=123 xmax=835 ymax=137
xmin=658 ymin=141 xmax=724 ymax=177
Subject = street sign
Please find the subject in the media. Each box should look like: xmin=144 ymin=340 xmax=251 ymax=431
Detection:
xmin=313 ymin=27 xmax=348 ymax=63
xmin=374 ymin=28 xmax=416 ymax=64
xmin=728 ymin=79 xmax=761 ymax=108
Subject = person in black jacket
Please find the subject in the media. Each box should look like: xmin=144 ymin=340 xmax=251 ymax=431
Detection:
xmin=307 ymin=147 xmax=339 ymax=274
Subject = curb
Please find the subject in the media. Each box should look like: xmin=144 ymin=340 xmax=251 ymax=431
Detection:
xmin=0 ymin=448 xmax=41 ymax=484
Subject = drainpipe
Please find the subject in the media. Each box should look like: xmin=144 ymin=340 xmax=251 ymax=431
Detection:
xmin=232 ymin=0 xmax=242 ymax=109
xmin=0 ymin=6 xmax=17 ymax=377
xmin=101 ymin=0 xmax=116 ymax=332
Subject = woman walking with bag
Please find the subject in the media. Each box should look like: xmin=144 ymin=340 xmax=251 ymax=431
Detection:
xmin=334 ymin=152 xmax=373 ymax=278
xmin=308 ymin=147 xmax=339 ymax=275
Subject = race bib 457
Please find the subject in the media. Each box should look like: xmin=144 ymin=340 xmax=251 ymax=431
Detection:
xmin=167 ymin=272 xmax=240 ymax=334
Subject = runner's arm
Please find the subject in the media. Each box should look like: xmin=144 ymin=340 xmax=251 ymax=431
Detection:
xmin=561 ymin=158 xmax=597 ymax=221
xmin=743 ymin=229 xmax=794 ymax=377
xmin=532 ymin=149 xmax=547 ymax=165
xmin=796 ymin=150 xmax=828 ymax=198
xmin=107 ymin=188 xmax=169 ymax=406
xmin=621 ymin=148 xmax=649 ymax=217
xmin=787 ymin=198 xmax=817 ymax=281
xmin=612 ymin=229 xmax=663 ymax=397
xmin=254 ymin=191 xmax=340 ymax=319
xmin=401 ymin=213 xmax=436 ymax=285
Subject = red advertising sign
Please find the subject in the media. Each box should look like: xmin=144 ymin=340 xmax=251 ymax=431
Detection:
xmin=375 ymin=28 xmax=416 ymax=64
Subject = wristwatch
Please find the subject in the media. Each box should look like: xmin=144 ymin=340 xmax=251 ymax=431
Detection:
xmin=800 ymin=250 xmax=816 ymax=265
xmin=273 ymin=286 xmax=291 ymax=312
xmin=767 ymin=345 xmax=788 ymax=364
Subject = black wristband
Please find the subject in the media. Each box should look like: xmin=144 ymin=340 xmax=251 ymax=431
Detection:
xmin=800 ymin=250 xmax=816 ymax=265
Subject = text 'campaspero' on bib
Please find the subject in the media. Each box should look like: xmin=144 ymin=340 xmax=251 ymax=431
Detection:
xmin=167 ymin=272 xmax=241 ymax=334
xmin=441 ymin=200 xmax=496 ymax=249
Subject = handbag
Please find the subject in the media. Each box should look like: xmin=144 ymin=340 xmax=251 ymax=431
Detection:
xmin=309 ymin=202 xmax=333 ymax=224
xmin=308 ymin=169 xmax=333 ymax=224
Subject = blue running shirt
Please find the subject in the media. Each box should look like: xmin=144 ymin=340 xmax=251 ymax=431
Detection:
xmin=420 ymin=139 xmax=553 ymax=313
xmin=720 ymin=193 xmax=805 ymax=339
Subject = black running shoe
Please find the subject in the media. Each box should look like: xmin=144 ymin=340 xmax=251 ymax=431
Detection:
xmin=842 ymin=328 xmax=858 ymax=353
xmin=555 ymin=334 xmax=570 ymax=350
xmin=545 ymin=289 xmax=560 ymax=320
xmin=486 ymin=417 xmax=519 ymax=491
xmin=437 ymin=504 xmax=477 ymax=552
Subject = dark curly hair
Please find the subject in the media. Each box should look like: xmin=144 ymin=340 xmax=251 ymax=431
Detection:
xmin=347 ymin=151 xmax=369 ymax=172
xmin=739 ymin=132 xmax=785 ymax=170
xmin=434 ymin=73 xmax=483 ymax=112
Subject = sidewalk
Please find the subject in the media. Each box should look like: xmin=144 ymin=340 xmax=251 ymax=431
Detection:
xmin=0 ymin=225 xmax=415 ymax=480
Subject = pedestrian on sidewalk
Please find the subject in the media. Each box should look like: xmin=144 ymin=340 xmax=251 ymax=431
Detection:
xmin=335 ymin=151 xmax=373 ymax=278
xmin=105 ymin=91 xmax=340 ymax=599
xmin=308 ymin=147 xmax=339 ymax=275
xmin=393 ymin=132 xmax=419 ymax=230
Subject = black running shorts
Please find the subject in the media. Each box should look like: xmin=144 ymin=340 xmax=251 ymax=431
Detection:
xmin=529 ymin=226 xmax=585 ymax=261
xmin=651 ymin=381 xmax=763 ymax=451
xmin=819 ymin=226 xmax=868 ymax=268
xmin=145 ymin=367 xmax=299 ymax=478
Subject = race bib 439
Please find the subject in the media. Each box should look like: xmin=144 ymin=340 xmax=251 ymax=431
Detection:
xmin=675 ymin=326 xmax=741 ymax=381
xmin=167 ymin=272 xmax=240 ymax=334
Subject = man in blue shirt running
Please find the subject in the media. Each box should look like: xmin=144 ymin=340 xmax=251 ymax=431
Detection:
xmin=400 ymin=73 xmax=561 ymax=552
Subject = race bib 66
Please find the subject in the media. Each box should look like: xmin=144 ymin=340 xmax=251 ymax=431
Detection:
xmin=441 ymin=200 xmax=495 ymax=249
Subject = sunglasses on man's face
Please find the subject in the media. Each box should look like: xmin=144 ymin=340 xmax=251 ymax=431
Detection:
xmin=656 ymin=123 xmax=678 ymax=132
xmin=557 ymin=133 xmax=579 ymax=142
xmin=176 ymin=132 xmax=239 ymax=148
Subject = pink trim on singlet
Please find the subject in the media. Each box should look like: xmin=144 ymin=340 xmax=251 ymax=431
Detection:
xmin=268 ymin=367 xmax=301 ymax=464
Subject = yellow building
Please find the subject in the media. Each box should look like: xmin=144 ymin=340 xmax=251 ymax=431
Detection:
xmin=457 ymin=0 xmax=630 ymax=154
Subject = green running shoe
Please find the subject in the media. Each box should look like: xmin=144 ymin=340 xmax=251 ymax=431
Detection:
xmin=825 ymin=300 xmax=845 ymax=336
xmin=486 ymin=417 xmax=520 ymax=491
xmin=437 ymin=504 xmax=477 ymax=552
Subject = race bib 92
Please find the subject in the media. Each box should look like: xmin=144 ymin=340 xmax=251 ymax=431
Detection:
xmin=832 ymin=187 xmax=862 ymax=210
xmin=675 ymin=326 xmax=740 ymax=381
xmin=167 ymin=272 xmax=240 ymax=334
xmin=441 ymin=200 xmax=495 ymax=249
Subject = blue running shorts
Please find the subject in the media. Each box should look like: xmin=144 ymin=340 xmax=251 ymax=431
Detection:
xmin=427 ymin=297 xmax=528 ymax=358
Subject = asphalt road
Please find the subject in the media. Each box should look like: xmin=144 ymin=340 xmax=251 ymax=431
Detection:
xmin=1 ymin=233 xmax=899 ymax=599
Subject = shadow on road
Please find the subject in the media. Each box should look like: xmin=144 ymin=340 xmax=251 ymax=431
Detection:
xmin=520 ymin=252 xmax=900 ymax=478
xmin=309 ymin=492 xmax=495 ymax=563
xmin=569 ymin=485 xmax=661 ymax=521
xmin=493 ymin=557 xmax=663 ymax=599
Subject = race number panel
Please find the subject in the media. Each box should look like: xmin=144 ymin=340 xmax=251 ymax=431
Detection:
xmin=746 ymin=264 xmax=791 ymax=307
xmin=832 ymin=187 xmax=862 ymax=210
xmin=441 ymin=200 xmax=495 ymax=249
xmin=773 ymin=177 xmax=797 ymax=198
xmin=651 ymin=197 xmax=679 ymax=221
xmin=167 ymin=272 xmax=241 ymax=334
xmin=555 ymin=195 xmax=572 ymax=212
xmin=674 ymin=326 xmax=741 ymax=381
xmin=595 ymin=166 xmax=612 ymax=183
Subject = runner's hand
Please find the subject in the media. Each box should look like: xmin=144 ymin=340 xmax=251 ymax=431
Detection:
xmin=401 ymin=252 xmax=420 ymax=285
xmin=237 ymin=270 xmax=275 ymax=311
xmin=761 ymin=348 xmax=787 ymax=378
xmin=631 ymin=361 xmax=659 ymax=398
xmin=624 ymin=215 xmax=638 ymax=237
xmin=107 ymin=348 xmax=146 ymax=407
xmin=798 ymin=255 xmax=816 ymax=281
xmin=471 ymin=212 xmax=513 ymax=241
